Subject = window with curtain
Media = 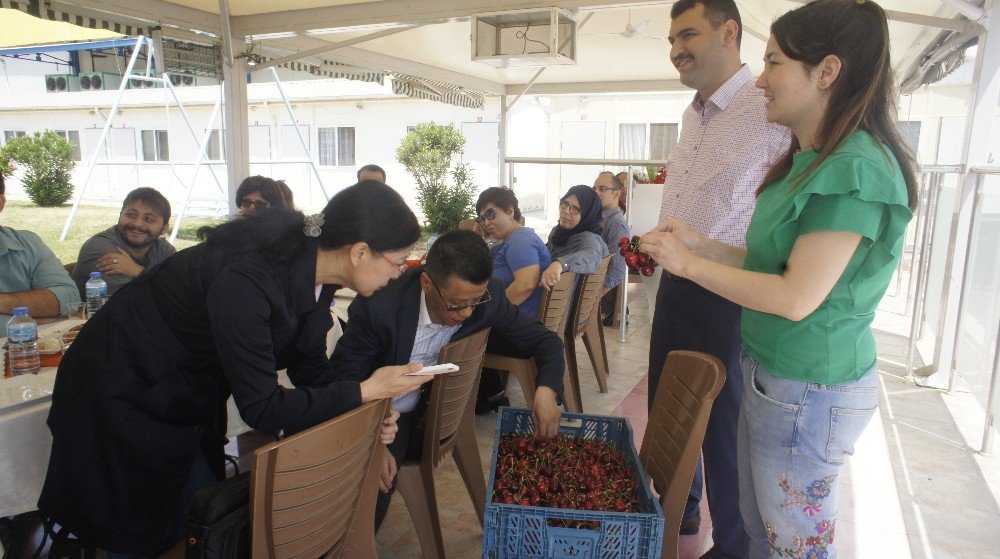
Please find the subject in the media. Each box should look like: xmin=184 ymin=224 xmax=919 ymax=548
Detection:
xmin=52 ymin=130 xmax=82 ymax=161
xmin=318 ymin=127 xmax=356 ymax=166
xmin=141 ymin=130 xmax=169 ymax=162
xmin=619 ymin=123 xmax=646 ymax=159
xmin=649 ymin=124 xmax=678 ymax=160
xmin=204 ymin=130 xmax=223 ymax=161
xmin=897 ymin=121 xmax=921 ymax=155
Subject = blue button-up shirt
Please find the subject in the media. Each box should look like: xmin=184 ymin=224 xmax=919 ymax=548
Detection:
xmin=0 ymin=226 xmax=80 ymax=336
xmin=599 ymin=207 xmax=630 ymax=289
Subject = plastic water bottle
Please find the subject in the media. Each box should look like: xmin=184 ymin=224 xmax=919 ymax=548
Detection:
xmin=425 ymin=232 xmax=438 ymax=253
xmin=85 ymin=272 xmax=108 ymax=316
xmin=6 ymin=307 xmax=40 ymax=376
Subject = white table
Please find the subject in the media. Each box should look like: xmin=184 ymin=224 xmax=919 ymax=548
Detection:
xmin=0 ymin=319 xmax=82 ymax=518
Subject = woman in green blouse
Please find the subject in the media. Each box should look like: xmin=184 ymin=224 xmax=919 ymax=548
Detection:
xmin=641 ymin=1 xmax=917 ymax=557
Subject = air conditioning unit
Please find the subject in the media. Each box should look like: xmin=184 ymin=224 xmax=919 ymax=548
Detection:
xmin=44 ymin=74 xmax=81 ymax=92
xmin=472 ymin=8 xmax=577 ymax=67
xmin=79 ymin=72 xmax=123 ymax=91
xmin=168 ymin=74 xmax=199 ymax=87
xmin=128 ymin=76 xmax=160 ymax=89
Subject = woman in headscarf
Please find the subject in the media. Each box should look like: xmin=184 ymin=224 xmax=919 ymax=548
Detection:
xmin=539 ymin=184 xmax=610 ymax=290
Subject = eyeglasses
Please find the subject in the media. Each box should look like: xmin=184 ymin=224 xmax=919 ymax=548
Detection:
xmin=594 ymin=185 xmax=622 ymax=193
xmin=559 ymin=201 xmax=581 ymax=215
xmin=474 ymin=208 xmax=497 ymax=226
xmin=427 ymin=274 xmax=492 ymax=312
xmin=374 ymin=250 xmax=407 ymax=274
xmin=238 ymin=198 xmax=270 ymax=210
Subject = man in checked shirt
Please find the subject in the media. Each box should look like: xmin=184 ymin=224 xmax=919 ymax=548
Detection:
xmin=650 ymin=1 xmax=790 ymax=557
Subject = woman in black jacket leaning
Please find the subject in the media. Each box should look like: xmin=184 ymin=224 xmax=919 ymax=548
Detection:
xmin=39 ymin=181 xmax=432 ymax=557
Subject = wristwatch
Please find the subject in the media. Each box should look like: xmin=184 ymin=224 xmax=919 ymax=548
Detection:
xmin=560 ymin=260 xmax=570 ymax=272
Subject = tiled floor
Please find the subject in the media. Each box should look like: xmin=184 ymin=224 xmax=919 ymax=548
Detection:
xmin=368 ymin=278 xmax=1000 ymax=558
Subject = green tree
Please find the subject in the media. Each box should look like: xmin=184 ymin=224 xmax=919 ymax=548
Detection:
xmin=396 ymin=122 xmax=477 ymax=234
xmin=0 ymin=131 xmax=77 ymax=206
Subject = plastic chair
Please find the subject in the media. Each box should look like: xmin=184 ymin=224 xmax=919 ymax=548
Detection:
xmin=639 ymin=350 xmax=725 ymax=559
xmin=249 ymin=399 xmax=391 ymax=559
xmin=395 ymin=327 xmax=492 ymax=559
xmin=562 ymin=255 xmax=613 ymax=413
xmin=481 ymin=272 xmax=576 ymax=408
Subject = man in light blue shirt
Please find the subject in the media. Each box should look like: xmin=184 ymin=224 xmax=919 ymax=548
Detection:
xmin=0 ymin=174 xmax=80 ymax=336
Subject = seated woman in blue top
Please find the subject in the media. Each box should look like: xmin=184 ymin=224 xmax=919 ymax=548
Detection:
xmin=477 ymin=187 xmax=552 ymax=317
xmin=474 ymin=187 xmax=553 ymax=413
xmin=539 ymin=184 xmax=610 ymax=291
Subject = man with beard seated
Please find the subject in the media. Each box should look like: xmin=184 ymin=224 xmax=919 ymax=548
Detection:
xmin=71 ymin=187 xmax=176 ymax=297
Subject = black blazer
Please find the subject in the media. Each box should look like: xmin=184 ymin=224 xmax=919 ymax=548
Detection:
xmin=331 ymin=267 xmax=565 ymax=395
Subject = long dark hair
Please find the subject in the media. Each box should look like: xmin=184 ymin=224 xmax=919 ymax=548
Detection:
xmin=199 ymin=180 xmax=420 ymax=264
xmin=758 ymin=0 xmax=917 ymax=211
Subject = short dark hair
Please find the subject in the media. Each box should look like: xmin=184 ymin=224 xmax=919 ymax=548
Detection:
xmin=425 ymin=230 xmax=492 ymax=288
xmin=357 ymin=164 xmax=386 ymax=182
xmin=476 ymin=187 xmax=521 ymax=222
xmin=122 ymin=187 xmax=171 ymax=224
xmin=0 ymin=173 xmax=5 ymax=196
xmin=236 ymin=175 xmax=294 ymax=209
xmin=596 ymin=171 xmax=623 ymax=190
xmin=671 ymin=0 xmax=742 ymax=47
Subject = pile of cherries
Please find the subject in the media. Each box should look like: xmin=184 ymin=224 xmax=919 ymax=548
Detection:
xmin=491 ymin=433 xmax=640 ymax=522
xmin=619 ymin=235 xmax=658 ymax=277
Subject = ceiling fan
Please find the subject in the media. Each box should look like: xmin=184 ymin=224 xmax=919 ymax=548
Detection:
xmin=583 ymin=11 xmax=665 ymax=41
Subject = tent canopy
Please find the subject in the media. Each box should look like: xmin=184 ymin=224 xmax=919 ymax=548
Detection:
xmin=0 ymin=0 xmax=980 ymax=98
xmin=0 ymin=7 xmax=121 ymax=49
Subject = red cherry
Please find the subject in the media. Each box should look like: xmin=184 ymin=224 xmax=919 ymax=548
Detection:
xmin=618 ymin=236 xmax=630 ymax=247
xmin=636 ymin=252 xmax=649 ymax=266
xmin=641 ymin=265 xmax=655 ymax=277
xmin=619 ymin=246 xmax=629 ymax=257
xmin=624 ymin=253 xmax=639 ymax=267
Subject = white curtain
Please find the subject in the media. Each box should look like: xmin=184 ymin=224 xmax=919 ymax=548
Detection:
xmin=649 ymin=123 xmax=678 ymax=160
xmin=619 ymin=123 xmax=647 ymax=159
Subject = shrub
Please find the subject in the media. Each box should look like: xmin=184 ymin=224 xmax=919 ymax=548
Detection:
xmin=396 ymin=122 xmax=477 ymax=234
xmin=0 ymin=131 xmax=77 ymax=206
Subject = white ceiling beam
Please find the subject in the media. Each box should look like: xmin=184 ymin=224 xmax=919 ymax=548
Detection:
xmin=505 ymin=79 xmax=687 ymax=95
xmin=55 ymin=0 xmax=222 ymax=35
xmin=263 ymin=35 xmax=504 ymax=95
xmin=234 ymin=0 xmax=665 ymax=37
xmin=251 ymin=26 xmax=420 ymax=73
xmin=786 ymin=0 xmax=977 ymax=33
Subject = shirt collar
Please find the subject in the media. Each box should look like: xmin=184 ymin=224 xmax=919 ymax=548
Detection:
xmin=0 ymin=226 xmax=25 ymax=257
xmin=418 ymin=289 xmax=433 ymax=327
xmin=692 ymin=64 xmax=753 ymax=113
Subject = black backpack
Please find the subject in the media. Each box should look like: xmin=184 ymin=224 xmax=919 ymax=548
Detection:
xmin=185 ymin=471 xmax=250 ymax=559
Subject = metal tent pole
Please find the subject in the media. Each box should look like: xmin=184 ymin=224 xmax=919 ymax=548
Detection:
xmin=269 ymin=66 xmax=328 ymax=200
xmin=60 ymin=37 xmax=146 ymax=241
xmin=169 ymin=94 xmax=224 ymax=243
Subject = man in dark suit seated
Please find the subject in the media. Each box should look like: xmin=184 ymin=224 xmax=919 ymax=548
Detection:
xmin=330 ymin=229 xmax=564 ymax=530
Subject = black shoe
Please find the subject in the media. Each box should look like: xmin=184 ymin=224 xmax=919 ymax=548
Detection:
xmin=475 ymin=395 xmax=510 ymax=415
xmin=679 ymin=515 xmax=700 ymax=536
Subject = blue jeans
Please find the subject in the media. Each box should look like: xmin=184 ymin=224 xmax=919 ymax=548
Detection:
xmin=737 ymin=351 xmax=877 ymax=559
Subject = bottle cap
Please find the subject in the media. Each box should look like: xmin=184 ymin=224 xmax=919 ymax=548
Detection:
xmin=90 ymin=272 xmax=101 ymax=279
xmin=12 ymin=307 xmax=28 ymax=315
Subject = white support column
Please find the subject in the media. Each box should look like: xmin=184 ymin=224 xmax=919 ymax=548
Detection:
xmin=221 ymin=28 xmax=250 ymax=215
xmin=499 ymin=95 xmax=508 ymax=187
xmin=918 ymin=0 xmax=1000 ymax=388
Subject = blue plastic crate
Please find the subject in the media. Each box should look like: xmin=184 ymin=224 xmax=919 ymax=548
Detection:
xmin=483 ymin=407 xmax=664 ymax=559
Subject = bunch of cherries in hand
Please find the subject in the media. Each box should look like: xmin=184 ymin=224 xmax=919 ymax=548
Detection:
xmin=619 ymin=235 xmax=658 ymax=277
